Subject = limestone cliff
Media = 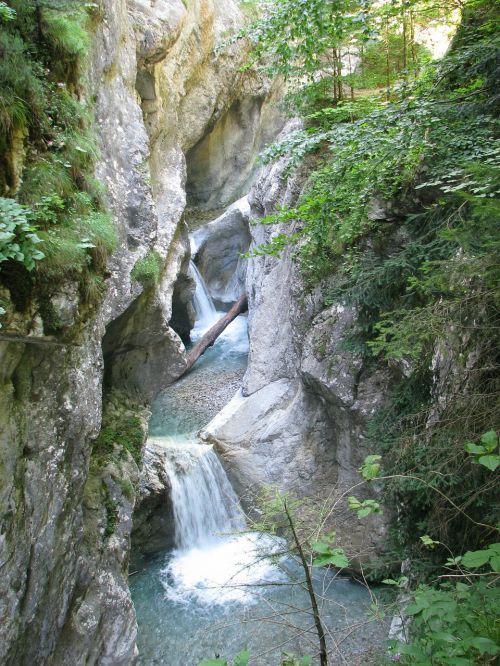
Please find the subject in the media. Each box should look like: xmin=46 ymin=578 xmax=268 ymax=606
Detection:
xmin=0 ymin=1 xmax=281 ymax=664
xmin=202 ymin=123 xmax=391 ymax=561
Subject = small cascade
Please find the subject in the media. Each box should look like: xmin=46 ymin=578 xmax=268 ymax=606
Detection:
xmin=149 ymin=436 xmax=282 ymax=607
xmin=190 ymin=260 xmax=217 ymax=330
xmin=157 ymin=439 xmax=245 ymax=550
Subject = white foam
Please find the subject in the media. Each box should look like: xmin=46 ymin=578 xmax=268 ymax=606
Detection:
xmin=162 ymin=532 xmax=286 ymax=606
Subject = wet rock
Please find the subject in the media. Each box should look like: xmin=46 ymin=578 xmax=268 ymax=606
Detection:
xmin=132 ymin=443 xmax=175 ymax=554
xmin=192 ymin=197 xmax=252 ymax=307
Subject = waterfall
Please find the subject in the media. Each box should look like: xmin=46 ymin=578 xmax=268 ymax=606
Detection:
xmin=141 ymin=252 xmax=277 ymax=609
xmin=148 ymin=435 xmax=284 ymax=607
xmin=190 ymin=260 xmax=217 ymax=330
xmin=159 ymin=440 xmax=245 ymax=550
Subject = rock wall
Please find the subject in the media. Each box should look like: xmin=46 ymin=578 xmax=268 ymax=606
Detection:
xmin=0 ymin=1 xmax=281 ymax=664
xmin=191 ymin=196 xmax=252 ymax=307
xmin=202 ymin=124 xmax=392 ymax=561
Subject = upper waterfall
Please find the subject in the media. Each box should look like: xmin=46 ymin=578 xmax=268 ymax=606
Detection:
xmin=190 ymin=260 xmax=217 ymax=331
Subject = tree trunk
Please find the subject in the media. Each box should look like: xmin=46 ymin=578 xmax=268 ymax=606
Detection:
xmin=181 ymin=295 xmax=248 ymax=376
xmin=283 ymin=500 xmax=328 ymax=666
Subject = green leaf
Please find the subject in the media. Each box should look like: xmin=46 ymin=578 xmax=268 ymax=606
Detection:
xmin=461 ymin=549 xmax=491 ymax=568
xmin=466 ymin=637 xmax=500 ymax=654
xmin=360 ymin=455 xmax=382 ymax=480
xmin=488 ymin=554 xmax=500 ymax=572
xmin=480 ymin=430 xmax=498 ymax=452
xmin=299 ymin=657 xmax=312 ymax=666
xmin=477 ymin=455 xmax=500 ymax=471
xmin=357 ymin=507 xmax=372 ymax=518
xmin=312 ymin=548 xmax=348 ymax=568
xmin=432 ymin=631 xmax=458 ymax=643
xmin=311 ymin=541 xmax=331 ymax=554
xmin=464 ymin=442 xmax=486 ymax=455
xmin=420 ymin=535 xmax=439 ymax=547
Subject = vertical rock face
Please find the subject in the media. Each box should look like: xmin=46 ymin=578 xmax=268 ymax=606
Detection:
xmin=0 ymin=1 xmax=281 ymax=664
xmin=192 ymin=196 xmax=252 ymax=307
xmin=202 ymin=124 xmax=392 ymax=559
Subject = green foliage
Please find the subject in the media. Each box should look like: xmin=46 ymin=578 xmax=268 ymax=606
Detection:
xmin=390 ymin=580 xmax=500 ymax=664
xmin=247 ymin=0 xmax=500 ymax=574
xmin=0 ymin=2 xmax=15 ymax=23
xmin=360 ymin=454 xmax=382 ymax=481
xmin=198 ymin=651 xmax=249 ymax=666
xmin=94 ymin=417 xmax=145 ymax=467
xmin=41 ymin=7 xmax=89 ymax=74
xmin=356 ymin=32 xmax=431 ymax=90
xmin=239 ymin=0 xmax=369 ymax=82
xmin=239 ymin=0 xmax=450 ymax=107
xmin=0 ymin=0 xmax=116 ymax=318
xmin=464 ymin=430 xmax=500 ymax=472
xmin=281 ymin=655 xmax=312 ymax=666
xmin=239 ymin=0 xmax=260 ymax=19
xmin=93 ymin=392 xmax=148 ymax=467
xmin=347 ymin=496 xmax=381 ymax=519
xmin=0 ymin=197 xmax=44 ymax=270
xmin=103 ymin=485 xmax=118 ymax=538
xmin=131 ymin=250 xmax=163 ymax=288
xmin=311 ymin=537 xmax=349 ymax=568
xmin=453 ymin=543 xmax=500 ymax=572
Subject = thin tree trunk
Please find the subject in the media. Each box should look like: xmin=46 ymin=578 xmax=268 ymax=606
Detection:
xmin=332 ymin=47 xmax=338 ymax=102
xmin=402 ymin=11 xmax=408 ymax=71
xmin=336 ymin=49 xmax=344 ymax=101
xmin=410 ymin=12 xmax=418 ymax=76
xmin=182 ymin=295 xmax=248 ymax=375
xmin=385 ymin=21 xmax=391 ymax=100
xmin=283 ymin=500 xmax=328 ymax=666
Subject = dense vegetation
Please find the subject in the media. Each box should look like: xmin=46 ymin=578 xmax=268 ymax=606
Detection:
xmin=240 ymin=0 xmax=500 ymax=662
xmin=0 ymin=0 xmax=116 ymax=334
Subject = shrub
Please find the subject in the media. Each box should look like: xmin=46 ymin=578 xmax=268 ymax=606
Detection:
xmin=131 ymin=250 xmax=162 ymax=287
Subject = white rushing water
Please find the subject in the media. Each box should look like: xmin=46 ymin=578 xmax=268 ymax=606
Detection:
xmin=150 ymin=266 xmax=280 ymax=607
xmin=189 ymin=259 xmax=249 ymax=356
xmin=160 ymin=440 xmax=245 ymax=550
xmin=151 ymin=436 xmax=284 ymax=607
xmin=190 ymin=260 xmax=217 ymax=331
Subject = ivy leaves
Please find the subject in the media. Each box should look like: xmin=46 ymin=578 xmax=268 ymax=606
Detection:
xmin=347 ymin=496 xmax=381 ymax=518
xmin=389 ymin=582 xmax=500 ymax=665
xmin=0 ymin=197 xmax=44 ymax=271
xmin=451 ymin=543 xmax=500 ymax=573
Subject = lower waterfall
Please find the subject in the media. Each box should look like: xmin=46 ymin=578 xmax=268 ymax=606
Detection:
xmin=149 ymin=437 xmax=283 ymax=607
xmin=161 ymin=441 xmax=245 ymax=551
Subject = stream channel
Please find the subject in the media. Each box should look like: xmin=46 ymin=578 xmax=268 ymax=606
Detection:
xmin=129 ymin=244 xmax=389 ymax=665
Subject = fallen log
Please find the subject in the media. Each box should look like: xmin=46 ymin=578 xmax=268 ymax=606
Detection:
xmin=182 ymin=294 xmax=248 ymax=376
